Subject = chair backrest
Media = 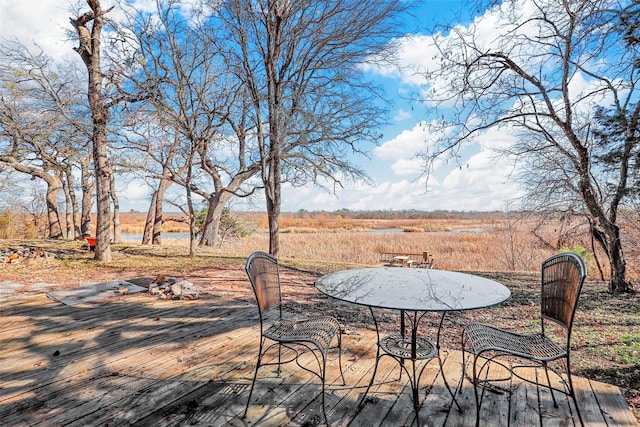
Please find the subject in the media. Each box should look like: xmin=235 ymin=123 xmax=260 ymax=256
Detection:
xmin=245 ymin=251 xmax=282 ymax=317
xmin=540 ymin=252 xmax=587 ymax=335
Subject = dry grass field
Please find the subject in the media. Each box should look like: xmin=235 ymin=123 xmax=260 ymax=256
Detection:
xmin=117 ymin=211 xmax=637 ymax=281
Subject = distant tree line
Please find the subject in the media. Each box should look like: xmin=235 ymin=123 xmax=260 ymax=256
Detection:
xmin=296 ymin=209 xmax=505 ymax=221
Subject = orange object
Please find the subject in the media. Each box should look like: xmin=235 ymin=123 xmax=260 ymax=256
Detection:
xmin=5 ymin=253 xmax=20 ymax=263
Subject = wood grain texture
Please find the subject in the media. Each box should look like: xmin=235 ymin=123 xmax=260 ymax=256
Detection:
xmin=0 ymin=294 xmax=635 ymax=426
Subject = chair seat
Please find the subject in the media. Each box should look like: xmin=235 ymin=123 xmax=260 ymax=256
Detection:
xmin=264 ymin=316 xmax=340 ymax=350
xmin=464 ymin=323 xmax=566 ymax=361
xmin=380 ymin=334 xmax=437 ymax=360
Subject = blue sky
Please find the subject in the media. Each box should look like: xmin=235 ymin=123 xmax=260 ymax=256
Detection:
xmin=0 ymin=0 xmax=523 ymax=213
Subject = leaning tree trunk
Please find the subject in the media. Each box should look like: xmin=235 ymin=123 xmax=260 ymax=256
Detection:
xmin=0 ymin=156 xmax=64 ymax=239
xmin=142 ymin=179 xmax=172 ymax=245
xmin=199 ymin=190 xmax=233 ymax=247
xmin=151 ymin=191 xmax=164 ymax=245
xmin=152 ymin=179 xmax=172 ymax=245
xmin=590 ymin=218 xmax=629 ymax=292
xmin=141 ymin=191 xmax=157 ymax=245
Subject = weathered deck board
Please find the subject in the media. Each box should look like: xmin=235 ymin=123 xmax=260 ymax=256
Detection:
xmin=0 ymin=294 xmax=636 ymax=426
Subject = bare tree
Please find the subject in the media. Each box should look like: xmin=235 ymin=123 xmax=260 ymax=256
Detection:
xmin=0 ymin=40 xmax=96 ymax=240
xmin=71 ymin=0 xmax=148 ymax=261
xmin=422 ymin=0 xmax=639 ymax=292
xmin=0 ymin=155 xmax=63 ymax=238
xmin=0 ymin=42 xmax=94 ymax=239
xmin=71 ymin=0 xmax=115 ymax=261
xmin=124 ymin=1 xmax=262 ymax=247
xmin=216 ymin=0 xmax=409 ymax=256
xmin=120 ymin=111 xmax=190 ymax=246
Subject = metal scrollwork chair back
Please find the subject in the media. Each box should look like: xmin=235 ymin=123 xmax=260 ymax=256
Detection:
xmin=243 ymin=251 xmax=345 ymax=425
xmin=462 ymin=252 xmax=587 ymax=426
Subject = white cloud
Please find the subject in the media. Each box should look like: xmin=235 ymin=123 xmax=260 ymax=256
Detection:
xmin=475 ymin=126 xmax=517 ymax=151
xmin=390 ymin=158 xmax=423 ymax=176
xmin=0 ymin=0 xmax=74 ymax=59
xmin=279 ymin=122 xmax=522 ymax=213
xmin=394 ymin=108 xmax=413 ymax=122
xmin=0 ymin=1 xmax=165 ymax=62
xmin=375 ymin=122 xmax=429 ymax=160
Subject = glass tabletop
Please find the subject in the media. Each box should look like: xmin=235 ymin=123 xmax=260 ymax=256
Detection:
xmin=316 ymin=267 xmax=510 ymax=312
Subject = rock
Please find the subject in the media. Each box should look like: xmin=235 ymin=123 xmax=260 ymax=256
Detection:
xmin=175 ymin=280 xmax=192 ymax=289
xmin=181 ymin=288 xmax=199 ymax=299
xmin=170 ymin=283 xmax=182 ymax=296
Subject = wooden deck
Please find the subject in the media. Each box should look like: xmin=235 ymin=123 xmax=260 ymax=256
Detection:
xmin=1 ymin=293 xmax=637 ymax=426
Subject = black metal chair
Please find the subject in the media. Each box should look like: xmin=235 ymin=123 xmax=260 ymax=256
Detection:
xmin=243 ymin=251 xmax=345 ymax=425
xmin=462 ymin=252 xmax=587 ymax=426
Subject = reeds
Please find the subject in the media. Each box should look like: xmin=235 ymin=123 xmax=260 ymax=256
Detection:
xmin=219 ymin=226 xmax=555 ymax=273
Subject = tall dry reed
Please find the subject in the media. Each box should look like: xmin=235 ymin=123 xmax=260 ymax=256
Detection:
xmin=217 ymin=227 xmax=557 ymax=273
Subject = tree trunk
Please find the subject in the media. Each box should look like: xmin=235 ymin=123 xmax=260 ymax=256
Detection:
xmin=80 ymin=162 xmax=94 ymax=238
xmin=266 ymin=191 xmax=280 ymax=256
xmin=110 ymin=174 xmax=121 ymax=243
xmin=266 ymin=152 xmax=281 ymax=256
xmin=44 ymin=175 xmax=63 ymax=239
xmin=65 ymin=167 xmax=82 ymax=239
xmin=93 ymin=128 xmax=112 ymax=262
xmin=142 ymin=179 xmax=172 ymax=245
xmin=152 ymin=180 xmax=172 ymax=245
xmin=199 ymin=190 xmax=233 ymax=247
xmin=152 ymin=193 xmax=164 ymax=245
xmin=59 ymin=170 xmax=71 ymax=239
xmin=141 ymin=191 xmax=157 ymax=245
xmin=0 ymin=155 xmax=64 ymax=239
xmin=593 ymin=221 xmax=629 ymax=292
xmin=72 ymin=0 xmax=113 ymax=262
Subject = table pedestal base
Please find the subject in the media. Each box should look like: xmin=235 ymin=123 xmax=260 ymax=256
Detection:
xmin=359 ymin=309 xmax=462 ymax=426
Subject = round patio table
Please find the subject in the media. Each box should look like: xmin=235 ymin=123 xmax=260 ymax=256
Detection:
xmin=316 ymin=267 xmax=511 ymax=422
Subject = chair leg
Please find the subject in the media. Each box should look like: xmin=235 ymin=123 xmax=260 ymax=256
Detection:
xmin=320 ymin=351 xmax=331 ymax=426
xmin=565 ymin=360 xmax=584 ymax=426
xmin=543 ymin=362 xmax=559 ymax=407
xmin=337 ymin=329 xmax=346 ymax=385
xmin=472 ymin=354 xmax=481 ymax=427
xmin=320 ymin=328 xmax=345 ymax=425
xmin=460 ymin=329 xmax=468 ymax=395
xmin=243 ymin=344 xmax=265 ymax=418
